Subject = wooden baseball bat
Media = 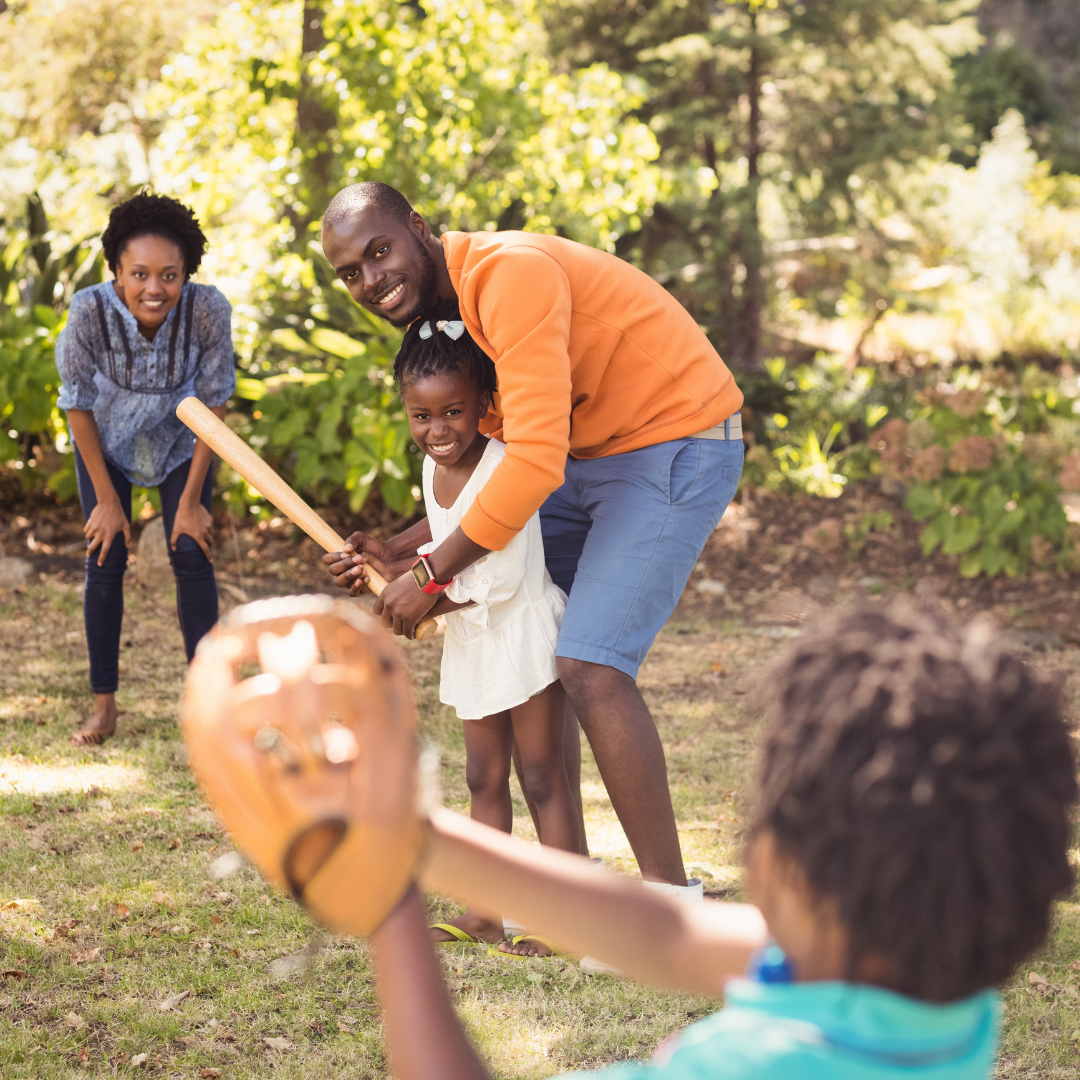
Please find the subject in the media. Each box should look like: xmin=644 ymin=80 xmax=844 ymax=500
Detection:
xmin=176 ymin=396 xmax=439 ymax=641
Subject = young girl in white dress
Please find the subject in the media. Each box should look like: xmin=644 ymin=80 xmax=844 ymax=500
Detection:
xmin=344 ymin=301 xmax=578 ymax=954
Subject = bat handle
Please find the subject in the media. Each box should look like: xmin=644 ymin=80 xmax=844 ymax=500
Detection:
xmin=349 ymin=560 xmax=439 ymax=642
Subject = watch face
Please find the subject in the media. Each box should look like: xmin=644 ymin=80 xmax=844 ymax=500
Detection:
xmin=411 ymin=560 xmax=431 ymax=590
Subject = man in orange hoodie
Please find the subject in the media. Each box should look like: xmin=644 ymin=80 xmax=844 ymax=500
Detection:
xmin=322 ymin=182 xmax=743 ymax=916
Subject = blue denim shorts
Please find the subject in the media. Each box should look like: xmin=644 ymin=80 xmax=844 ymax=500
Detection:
xmin=540 ymin=436 xmax=743 ymax=679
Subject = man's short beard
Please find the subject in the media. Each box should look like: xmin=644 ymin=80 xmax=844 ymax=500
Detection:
xmin=380 ymin=232 xmax=439 ymax=328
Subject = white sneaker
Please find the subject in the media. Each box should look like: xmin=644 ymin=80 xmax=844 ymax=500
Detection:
xmin=581 ymin=877 xmax=703 ymax=976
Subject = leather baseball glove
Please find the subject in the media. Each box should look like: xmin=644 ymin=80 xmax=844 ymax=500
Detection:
xmin=180 ymin=595 xmax=427 ymax=936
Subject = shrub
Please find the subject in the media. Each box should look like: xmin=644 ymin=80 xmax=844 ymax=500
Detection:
xmin=227 ymin=246 xmax=420 ymax=521
xmin=875 ymin=367 xmax=1079 ymax=576
xmin=0 ymin=198 xmax=103 ymax=497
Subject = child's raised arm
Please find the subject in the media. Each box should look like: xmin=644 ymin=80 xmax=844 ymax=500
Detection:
xmin=422 ymin=808 xmax=767 ymax=997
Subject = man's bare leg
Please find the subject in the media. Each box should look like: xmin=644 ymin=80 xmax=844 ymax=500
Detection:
xmin=557 ymin=657 xmax=686 ymax=887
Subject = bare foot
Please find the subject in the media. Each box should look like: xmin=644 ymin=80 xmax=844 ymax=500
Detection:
xmin=498 ymin=934 xmax=560 ymax=958
xmin=71 ymin=695 xmax=118 ymax=746
xmin=429 ymin=911 xmax=504 ymax=945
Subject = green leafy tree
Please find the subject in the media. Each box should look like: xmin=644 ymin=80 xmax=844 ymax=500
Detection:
xmin=544 ymin=0 xmax=980 ymax=368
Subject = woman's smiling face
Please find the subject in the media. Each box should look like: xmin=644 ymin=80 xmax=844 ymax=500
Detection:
xmin=401 ymin=367 xmax=488 ymax=467
xmin=113 ymin=234 xmax=185 ymax=338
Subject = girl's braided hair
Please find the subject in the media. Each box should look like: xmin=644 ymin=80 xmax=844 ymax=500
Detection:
xmin=754 ymin=599 xmax=1077 ymax=1002
xmin=101 ymin=192 xmax=208 ymax=279
xmin=393 ymin=298 xmax=497 ymax=403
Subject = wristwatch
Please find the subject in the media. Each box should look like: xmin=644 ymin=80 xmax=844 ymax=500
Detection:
xmin=411 ymin=555 xmax=453 ymax=595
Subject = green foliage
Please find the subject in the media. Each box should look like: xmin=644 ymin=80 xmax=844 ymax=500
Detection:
xmin=877 ymin=368 xmax=1080 ymax=576
xmin=0 ymin=198 xmax=103 ymax=496
xmin=227 ymin=247 xmax=419 ymax=517
xmin=543 ymin=0 xmax=981 ymax=365
xmin=745 ymin=354 xmax=891 ymax=497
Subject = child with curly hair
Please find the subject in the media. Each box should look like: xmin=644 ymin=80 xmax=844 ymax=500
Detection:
xmin=55 ymin=192 xmax=235 ymax=744
xmin=361 ymin=599 xmax=1077 ymax=1079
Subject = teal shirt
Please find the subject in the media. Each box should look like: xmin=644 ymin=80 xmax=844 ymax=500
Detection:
xmin=583 ymin=980 xmax=1000 ymax=1080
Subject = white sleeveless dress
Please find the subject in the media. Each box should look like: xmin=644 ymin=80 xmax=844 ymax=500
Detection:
xmin=419 ymin=438 xmax=566 ymax=720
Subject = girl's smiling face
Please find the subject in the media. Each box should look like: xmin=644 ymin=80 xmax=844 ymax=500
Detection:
xmin=112 ymin=233 xmax=185 ymax=338
xmin=401 ymin=366 xmax=488 ymax=467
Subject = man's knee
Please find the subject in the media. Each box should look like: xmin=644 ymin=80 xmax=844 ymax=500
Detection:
xmin=556 ymin=656 xmax=631 ymax=710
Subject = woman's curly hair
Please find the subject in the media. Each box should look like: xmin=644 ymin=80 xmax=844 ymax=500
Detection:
xmin=393 ymin=297 xmax=497 ymax=404
xmin=101 ymin=192 xmax=208 ymax=279
xmin=754 ymin=599 xmax=1077 ymax=1003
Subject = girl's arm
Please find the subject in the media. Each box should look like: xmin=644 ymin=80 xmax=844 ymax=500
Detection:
xmin=68 ymin=410 xmax=131 ymax=566
xmin=325 ymin=518 xmax=434 ymax=597
xmin=171 ymin=405 xmax=226 ymax=560
xmin=422 ymin=809 xmax=767 ymax=998
xmin=370 ymin=886 xmax=489 ymax=1080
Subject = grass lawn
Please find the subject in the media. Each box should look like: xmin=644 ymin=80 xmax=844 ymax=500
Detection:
xmin=2 ymin=570 xmax=1080 ymax=1078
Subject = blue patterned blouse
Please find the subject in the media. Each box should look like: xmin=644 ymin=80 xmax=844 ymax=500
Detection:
xmin=55 ymin=281 xmax=236 ymax=487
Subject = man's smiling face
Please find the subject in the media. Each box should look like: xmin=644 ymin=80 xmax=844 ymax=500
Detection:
xmin=322 ymin=207 xmax=439 ymax=328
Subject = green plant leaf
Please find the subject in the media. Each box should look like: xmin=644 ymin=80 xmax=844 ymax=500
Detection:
xmin=906 ymin=483 xmax=938 ymax=520
xmin=942 ymin=515 xmax=981 ymax=554
xmin=960 ymin=550 xmax=983 ymax=577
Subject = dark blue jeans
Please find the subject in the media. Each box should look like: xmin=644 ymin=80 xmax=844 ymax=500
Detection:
xmin=75 ymin=447 xmax=219 ymax=694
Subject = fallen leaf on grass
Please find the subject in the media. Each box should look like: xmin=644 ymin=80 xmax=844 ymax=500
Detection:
xmin=65 ymin=1011 xmax=86 ymax=1030
xmin=151 ymin=891 xmax=177 ymax=912
xmin=246 ymin=929 xmax=262 ymax=936
xmin=1 ymin=969 xmax=28 ymax=980
xmin=3 ymin=898 xmax=38 ymax=910
xmin=209 ymin=914 xmax=223 ymax=925
xmin=264 ymin=1036 xmax=294 ymax=1051
xmin=1030 ymin=971 xmax=1048 ymax=986
xmin=159 ymin=989 xmax=192 ymax=1012
xmin=168 ymin=837 xmax=182 ymax=850
xmin=115 ymin=904 xmax=129 ymax=919
xmin=77 ymin=1047 xmax=89 ymax=1065
xmin=131 ymin=1052 xmax=148 ymax=1067
xmin=201 ymin=1071 xmax=223 ymax=1078
xmin=71 ymin=948 xmax=100 ymax=964
xmin=709 ymin=661 xmax=727 ymax=674
xmin=229 ymin=949 xmax=241 ymax=958
xmin=129 ymin=842 xmax=144 ymax=852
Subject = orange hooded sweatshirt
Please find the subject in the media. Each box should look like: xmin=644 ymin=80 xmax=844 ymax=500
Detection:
xmin=442 ymin=230 xmax=743 ymax=551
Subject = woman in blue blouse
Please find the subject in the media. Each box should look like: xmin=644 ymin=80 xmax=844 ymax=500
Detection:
xmin=55 ymin=193 xmax=236 ymax=745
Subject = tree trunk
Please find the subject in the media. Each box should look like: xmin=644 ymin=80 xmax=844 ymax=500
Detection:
xmin=736 ymin=7 xmax=765 ymax=370
xmin=292 ymin=1 xmax=337 ymax=244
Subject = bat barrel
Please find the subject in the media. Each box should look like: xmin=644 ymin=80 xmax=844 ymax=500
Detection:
xmin=176 ymin=397 xmax=439 ymax=641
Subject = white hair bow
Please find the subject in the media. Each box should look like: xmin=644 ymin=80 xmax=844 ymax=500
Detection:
xmin=418 ymin=319 xmax=466 ymax=341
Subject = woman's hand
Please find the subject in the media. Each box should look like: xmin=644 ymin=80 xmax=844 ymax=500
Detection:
xmin=171 ymin=499 xmax=214 ymax=562
xmin=85 ymin=496 xmax=132 ymax=567
xmin=324 ymin=532 xmax=396 ymax=597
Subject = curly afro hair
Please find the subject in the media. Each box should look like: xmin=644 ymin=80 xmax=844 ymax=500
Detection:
xmin=393 ymin=297 xmax=497 ymax=405
xmin=101 ymin=192 xmax=208 ymax=279
xmin=754 ymin=599 xmax=1077 ymax=1003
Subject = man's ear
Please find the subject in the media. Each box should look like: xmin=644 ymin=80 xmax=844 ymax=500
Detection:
xmin=410 ymin=211 xmax=432 ymax=241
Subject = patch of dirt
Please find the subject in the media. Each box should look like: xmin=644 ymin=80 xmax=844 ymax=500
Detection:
xmin=682 ymin=483 xmax=1080 ymax=648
